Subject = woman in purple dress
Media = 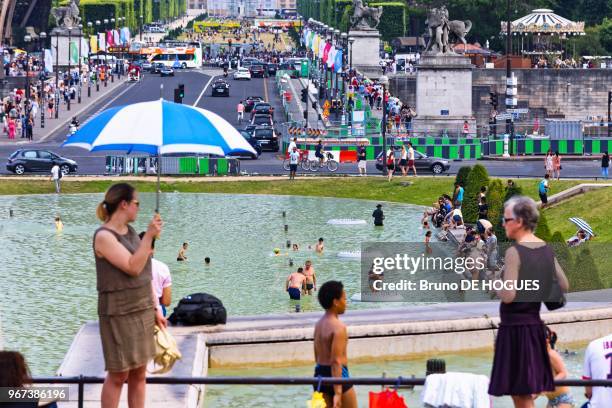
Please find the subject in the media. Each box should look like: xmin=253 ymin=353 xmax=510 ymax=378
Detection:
xmin=489 ymin=196 xmax=569 ymax=407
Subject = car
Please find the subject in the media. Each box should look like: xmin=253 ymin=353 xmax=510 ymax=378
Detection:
xmin=211 ymin=80 xmax=230 ymax=96
xmin=240 ymin=58 xmax=260 ymax=69
xmin=375 ymin=148 xmax=451 ymax=174
xmin=160 ymin=66 xmax=174 ymax=76
xmin=242 ymin=125 xmax=257 ymax=137
xmin=226 ymin=131 xmax=262 ymax=159
xmin=266 ymin=63 xmax=278 ymax=75
xmin=244 ymin=96 xmax=265 ymax=112
xmin=251 ymin=102 xmax=274 ymax=119
xmin=251 ymin=126 xmax=279 ymax=152
xmin=251 ymin=113 xmax=274 ymax=127
xmin=151 ymin=62 xmax=163 ymax=74
xmin=6 ymin=149 xmax=78 ymax=175
xmin=249 ymin=64 xmax=266 ymax=78
xmin=233 ymin=67 xmax=251 ymax=80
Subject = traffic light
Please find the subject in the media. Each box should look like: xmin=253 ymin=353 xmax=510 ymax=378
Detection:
xmin=301 ymin=88 xmax=307 ymax=102
xmin=174 ymin=88 xmax=182 ymax=104
xmin=178 ymin=83 xmax=185 ymax=99
xmin=489 ymin=92 xmax=498 ymax=109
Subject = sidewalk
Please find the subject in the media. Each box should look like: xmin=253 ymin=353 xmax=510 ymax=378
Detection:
xmin=281 ymin=76 xmax=326 ymax=128
xmin=0 ymin=75 xmax=129 ymax=145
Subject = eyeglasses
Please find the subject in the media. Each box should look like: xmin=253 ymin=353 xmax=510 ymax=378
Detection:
xmin=502 ymin=217 xmax=514 ymax=225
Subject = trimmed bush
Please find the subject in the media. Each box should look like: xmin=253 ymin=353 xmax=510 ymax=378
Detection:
xmin=486 ymin=179 xmax=504 ymax=234
xmin=570 ymin=246 xmax=603 ymax=291
xmin=535 ymin=211 xmax=553 ymax=242
xmin=454 ymin=166 xmax=471 ymax=189
xmin=462 ymin=164 xmax=489 ymax=223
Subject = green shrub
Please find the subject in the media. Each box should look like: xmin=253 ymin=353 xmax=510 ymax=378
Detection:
xmin=486 ymin=179 xmax=504 ymax=232
xmin=535 ymin=211 xmax=553 ymax=242
xmin=570 ymin=246 xmax=604 ymax=291
xmin=454 ymin=166 xmax=471 ymax=189
xmin=462 ymin=164 xmax=489 ymax=223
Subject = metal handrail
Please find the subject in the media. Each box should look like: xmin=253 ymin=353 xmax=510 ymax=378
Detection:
xmin=29 ymin=375 xmax=612 ymax=408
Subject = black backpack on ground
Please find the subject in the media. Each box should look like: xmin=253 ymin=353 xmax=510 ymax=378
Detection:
xmin=168 ymin=293 xmax=227 ymax=326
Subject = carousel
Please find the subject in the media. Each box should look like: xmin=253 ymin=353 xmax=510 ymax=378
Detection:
xmin=502 ymin=9 xmax=585 ymax=67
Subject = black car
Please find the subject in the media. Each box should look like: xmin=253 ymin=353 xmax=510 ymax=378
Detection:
xmin=375 ymin=148 xmax=451 ymax=174
xmin=244 ymin=96 xmax=265 ymax=112
xmin=242 ymin=125 xmax=257 ymax=137
xmin=266 ymin=63 xmax=278 ymax=75
xmin=251 ymin=126 xmax=279 ymax=152
xmin=151 ymin=62 xmax=164 ymax=74
xmin=251 ymin=102 xmax=274 ymax=118
xmin=249 ymin=64 xmax=266 ymax=78
xmin=226 ymin=131 xmax=262 ymax=159
xmin=6 ymin=149 xmax=78 ymax=175
xmin=251 ymin=113 xmax=274 ymax=127
xmin=160 ymin=66 xmax=174 ymax=77
xmin=211 ymin=80 xmax=230 ymax=97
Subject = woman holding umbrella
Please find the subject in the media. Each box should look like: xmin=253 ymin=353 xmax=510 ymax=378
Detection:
xmin=94 ymin=183 xmax=166 ymax=408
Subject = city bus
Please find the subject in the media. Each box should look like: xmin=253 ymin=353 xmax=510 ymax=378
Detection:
xmin=148 ymin=42 xmax=203 ymax=68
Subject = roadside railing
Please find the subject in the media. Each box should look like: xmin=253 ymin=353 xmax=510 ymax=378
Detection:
xmin=30 ymin=376 xmax=612 ymax=407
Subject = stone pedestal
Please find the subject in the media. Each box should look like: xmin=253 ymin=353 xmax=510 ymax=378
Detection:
xmin=50 ymin=28 xmax=86 ymax=69
xmin=348 ymin=29 xmax=381 ymax=77
xmin=412 ymin=53 xmax=476 ymax=136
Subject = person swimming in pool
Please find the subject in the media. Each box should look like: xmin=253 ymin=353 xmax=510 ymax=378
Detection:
xmin=177 ymin=242 xmax=188 ymax=261
xmin=315 ymin=238 xmax=324 ymax=254
xmin=292 ymin=243 xmax=299 ymax=251
xmin=303 ymin=260 xmax=317 ymax=295
xmin=313 ymin=280 xmax=357 ymax=408
xmin=55 ymin=215 xmax=64 ymax=232
xmin=286 ymin=267 xmax=306 ymax=300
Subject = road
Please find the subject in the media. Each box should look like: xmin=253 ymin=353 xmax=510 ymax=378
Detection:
xmin=0 ymin=69 xmax=607 ymax=179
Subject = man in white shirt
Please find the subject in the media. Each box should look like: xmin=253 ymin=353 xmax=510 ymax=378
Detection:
xmin=287 ymin=137 xmax=297 ymax=154
xmin=50 ymin=163 xmax=61 ymax=193
xmin=288 ymin=146 xmax=300 ymax=180
xmin=152 ymin=258 xmax=172 ymax=317
xmin=583 ymin=333 xmax=612 ymax=407
xmin=407 ymin=142 xmax=417 ymax=176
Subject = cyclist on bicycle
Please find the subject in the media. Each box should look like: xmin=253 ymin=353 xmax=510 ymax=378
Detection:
xmin=315 ymin=140 xmax=325 ymax=166
xmin=237 ymin=100 xmax=245 ymax=123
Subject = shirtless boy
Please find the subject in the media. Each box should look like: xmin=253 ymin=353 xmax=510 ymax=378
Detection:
xmin=286 ymin=267 xmax=306 ymax=300
xmin=313 ymin=281 xmax=357 ymax=408
xmin=303 ymin=260 xmax=317 ymax=295
xmin=315 ymin=238 xmax=325 ymax=253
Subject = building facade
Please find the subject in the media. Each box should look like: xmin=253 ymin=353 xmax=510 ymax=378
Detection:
xmin=188 ymin=0 xmax=207 ymax=10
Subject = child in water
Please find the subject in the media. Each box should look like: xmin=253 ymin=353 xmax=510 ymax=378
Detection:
xmin=55 ymin=215 xmax=63 ymax=232
xmin=425 ymin=230 xmax=432 ymax=254
xmin=177 ymin=242 xmax=188 ymax=261
xmin=292 ymin=243 xmax=299 ymax=251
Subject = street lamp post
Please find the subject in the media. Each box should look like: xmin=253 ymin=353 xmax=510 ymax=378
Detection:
xmin=39 ymin=32 xmax=47 ymax=128
xmin=140 ymin=15 xmax=144 ymax=41
xmin=95 ymin=20 xmax=101 ymax=92
xmin=380 ymin=74 xmax=389 ymax=175
xmin=348 ymin=37 xmax=355 ymax=72
xmin=87 ymin=22 xmax=92 ymax=97
xmin=67 ymin=27 xmax=71 ymax=111
xmin=54 ymin=31 xmax=59 ymax=119
xmin=333 ymin=29 xmax=340 ymax=100
xmin=24 ymin=35 xmax=32 ymax=100
xmin=78 ymin=24 xmax=82 ymax=103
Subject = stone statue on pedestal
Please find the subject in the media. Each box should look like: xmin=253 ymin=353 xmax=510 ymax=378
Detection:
xmin=350 ymin=0 xmax=383 ymax=30
xmin=51 ymin=0 xmax=81 ymax=29
xmin=424 ymin=6 xmax=472 ymax=54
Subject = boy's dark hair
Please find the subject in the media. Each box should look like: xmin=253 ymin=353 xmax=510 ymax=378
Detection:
xmin=318 ymin=281 xmax=344 ymax=310
xmin=544 ymin=174 xmax=550 ymax=179
xmin=318 ymin=237 xmax=324 ymax=242
xmin=204 ymin=257 xmax=210 ymax=263
xmin=297 ymin=267 xmax=304 ymax=273
xmin=480 ymin=186 xmax=487 ymax=192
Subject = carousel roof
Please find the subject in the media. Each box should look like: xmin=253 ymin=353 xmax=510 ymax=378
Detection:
xmin=502 ymin=9 xmax=585 ymax=34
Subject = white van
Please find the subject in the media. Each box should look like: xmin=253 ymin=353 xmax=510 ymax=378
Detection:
xmin=89 ymin=55 xmax=118 ymax=71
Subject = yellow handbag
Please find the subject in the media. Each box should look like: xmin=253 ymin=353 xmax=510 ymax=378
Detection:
xmin=150 ymin=325 xmax=182 ymax=374
xmin=306 ymin=391 xmax=326 ymax=408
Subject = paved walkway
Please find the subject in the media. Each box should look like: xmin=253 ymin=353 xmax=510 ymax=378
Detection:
xmin=0 ymin=75 xmax=130 ymax=146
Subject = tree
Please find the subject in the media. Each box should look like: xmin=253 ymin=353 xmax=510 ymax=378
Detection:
xmin=571 ymin=246 xmax=603 ymax=291
xmin=503 ymin=182 xmax=523 ymax=203
xmin=463 ymin=164 xmax=490 ymax=223
xmin=599 ymin=18 xmax=612 ymax=53
xmin=535 ymin=210 xmax=553 ymax=242
xmin=487 ymin=179 xmax=505 ymax=236
xmin=454 ymin=166 xmax=472 ymax=190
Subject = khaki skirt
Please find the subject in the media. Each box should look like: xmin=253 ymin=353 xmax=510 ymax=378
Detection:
xmin=99 ymin=308 xmax=156 ymax=372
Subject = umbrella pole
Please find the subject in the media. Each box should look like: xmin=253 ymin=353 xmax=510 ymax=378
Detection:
xmin=156 ymin=150 xmax=161 ymax=213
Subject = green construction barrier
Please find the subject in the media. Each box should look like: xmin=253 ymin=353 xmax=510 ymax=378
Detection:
xmin=217 ymin=158 xmax=228 ymax=175
xmin=558 ymin=140 xmax=567 ymax=154
xmin=179 ymin=157 xmax=198 ymax=174
xmin=366 ymin=146 xmax=376 ymax=160
xmin=198 ymin=158 xmax=209 ymax=174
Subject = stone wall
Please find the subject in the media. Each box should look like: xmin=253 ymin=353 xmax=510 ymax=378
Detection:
xmin=389 ymin=69 xmax=612 ymax=128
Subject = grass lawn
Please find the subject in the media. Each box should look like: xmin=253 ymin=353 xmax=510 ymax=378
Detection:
xmin=0 ymin=176 xmax=591 ymax=205
xmin=543 ymin=187 xmax=612 ymax=241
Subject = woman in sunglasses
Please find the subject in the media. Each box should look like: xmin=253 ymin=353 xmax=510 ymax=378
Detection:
xmin=488 ymin=196 xmax=569 ymax=408
xmin=93 ymin=183 xmax=166 ymax=408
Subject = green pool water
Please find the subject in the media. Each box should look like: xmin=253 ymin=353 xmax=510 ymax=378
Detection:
xmin=0 ymin=193 xmax=427 ymax=375
xmin=206 ymin=346 xmax=588 ymax=408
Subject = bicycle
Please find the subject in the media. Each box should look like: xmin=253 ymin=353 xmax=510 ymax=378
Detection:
xmin=309 ymin=152 xmax=339 ymax=172
xmin=283 ymin=150 xmax=311 ymax=171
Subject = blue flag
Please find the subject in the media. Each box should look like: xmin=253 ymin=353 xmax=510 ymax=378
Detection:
xmin=334 ymin=49 xmax=343 ymax=73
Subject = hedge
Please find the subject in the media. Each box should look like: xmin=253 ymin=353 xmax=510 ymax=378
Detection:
xmin=462 ymin=164 xmax=489 ymax=223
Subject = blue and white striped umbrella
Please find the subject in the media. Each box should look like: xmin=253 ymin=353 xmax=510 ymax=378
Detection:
xmin=568 ymin=217 xmax=595 ymax=237
xmin=63 ymin=99 xmax=256 ymax=157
